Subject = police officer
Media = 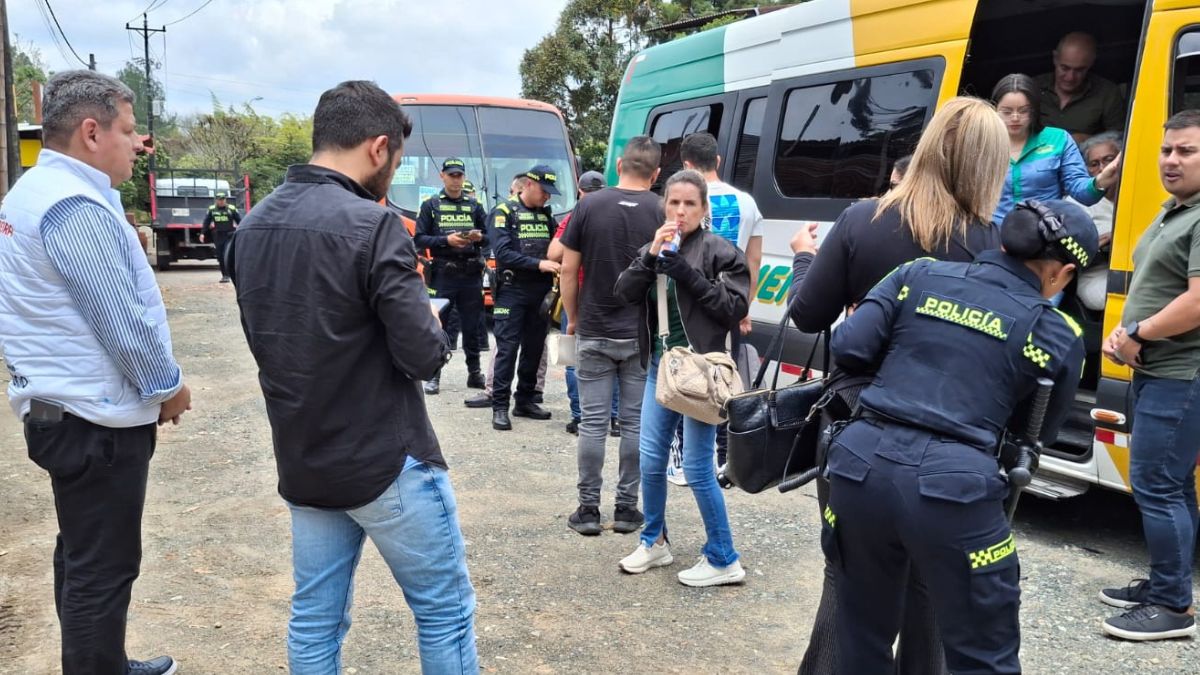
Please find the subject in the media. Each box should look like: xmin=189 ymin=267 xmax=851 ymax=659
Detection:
xmin=201 ymin=191 xmax=241 ymax=283
xmin=821 ymin=200 xmax=1096 ymax=674
xmin=488 ymin=164 xmax=561 ymax=430
xmin=414 ymin=158 xmax=489 ymax=394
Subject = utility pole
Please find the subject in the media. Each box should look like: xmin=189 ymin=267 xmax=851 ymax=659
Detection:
xmin=88 ymin=53 xmax=96 ymax=71
xmin=125 ymin=14 xmax=164 ymax=174
xmin=0 ymin=0 xmax=18 ymax=193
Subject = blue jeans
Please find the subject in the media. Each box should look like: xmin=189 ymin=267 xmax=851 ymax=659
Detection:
xmin=1129 ymin=373 xmax=1200 ymax=609
xmin=562 ymin=311 xmax=618 ymax=422
xmin=639 ymin=354 xmax=739 ymax=567
xmin=287 ymin=461 xmax=478 ymax=674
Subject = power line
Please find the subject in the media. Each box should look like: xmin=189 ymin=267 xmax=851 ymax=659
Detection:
xmin=165 ymin=0 xmax=215 ymax=27
xmin=40 ymin=0 xmax=90 ymax=68
xmin=129 ymin=0 xmax=172 ymax=24
xmin=33 ymin=0 xmax=73 ymax=66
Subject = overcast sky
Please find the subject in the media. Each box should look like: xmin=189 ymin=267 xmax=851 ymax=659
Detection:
xmin=11 ymin=0 xmax=567 ymax=117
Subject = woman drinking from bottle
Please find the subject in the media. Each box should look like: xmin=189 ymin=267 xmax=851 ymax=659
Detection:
xmin=613 ymin=169 xmax=751 ymax=587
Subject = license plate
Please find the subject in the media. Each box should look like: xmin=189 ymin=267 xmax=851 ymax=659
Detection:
xmin=171 ymin=208 xmax=190 ymax=217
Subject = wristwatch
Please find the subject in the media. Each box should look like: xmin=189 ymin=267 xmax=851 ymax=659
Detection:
xmin=1126 ymin=320 xmax=1148 ymax=345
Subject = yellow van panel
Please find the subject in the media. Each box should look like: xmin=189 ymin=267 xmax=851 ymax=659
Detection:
xmin=850 ymin=0 xmax=977 ymax=60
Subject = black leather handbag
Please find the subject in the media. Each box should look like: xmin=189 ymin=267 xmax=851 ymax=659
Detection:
xmin=723 ymin=309 xmax=828 ymax=494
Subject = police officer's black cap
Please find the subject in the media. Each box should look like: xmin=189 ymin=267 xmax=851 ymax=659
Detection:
xmin=215 ymin=191 xmax=227 ymax=199
xmin=1002 ymin=199 xmax=1100 ymax=269
xmin=525 ymin=164 xmax=561 ymax=196
xmin=462 ymin=180 xmax=476 ymax=193
xmin=578 ymin=171 xmax=606 ymax=192
xmin=442 ymin=158 xmax=466 ymax=175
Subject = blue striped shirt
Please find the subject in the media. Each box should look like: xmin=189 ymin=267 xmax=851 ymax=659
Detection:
xmin=41 ymin=196 xmax=182 ymax=404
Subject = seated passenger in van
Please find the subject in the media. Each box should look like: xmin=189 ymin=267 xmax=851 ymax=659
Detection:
xmin=1069 ymin=132 xmax=1122 ymax=311
xmin=886 ymin=154 xmax=912 ymax=193
xmin=1036 ymin=32 xmax=1126 ymax=143
xmin=991 ymin=73 xmax=1121 ymax=226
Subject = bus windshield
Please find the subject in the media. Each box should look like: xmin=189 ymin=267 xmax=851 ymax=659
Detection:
xmin=388 ymin=104 xmax=577 ymax=216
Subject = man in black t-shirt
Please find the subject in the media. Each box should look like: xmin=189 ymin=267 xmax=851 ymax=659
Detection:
xmin=560 ymin=136 xmax=662 ymax=536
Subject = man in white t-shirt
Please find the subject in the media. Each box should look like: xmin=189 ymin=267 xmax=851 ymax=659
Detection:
xmin=681 ymin=132 xmax=764 ymax=337
xmin=1069 ymin=131 xmax=1121 ymax=311
xmin=679 ymin=132 xmax=764 ymax=478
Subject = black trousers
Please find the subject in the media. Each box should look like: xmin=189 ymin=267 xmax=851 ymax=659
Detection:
xmin=491 ymin=283 xmax=549 ymax=411
xmin=799 ymin=414 xmax=948 ymax=675
xmin=214 ymin=230 xmax=233 ymax=278
xmin=432 ymin=265 xmax=485 ymax=372
xmin=25 ymin=414 xmax=156 ymax=675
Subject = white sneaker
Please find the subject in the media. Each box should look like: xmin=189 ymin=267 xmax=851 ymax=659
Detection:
xmin=666 ymin=464 xmax=689 ymax=486
xmin=677 ymin=557 xmax=745 ymax=587
xmin=618 ymin=541 xmax=673 ymax=574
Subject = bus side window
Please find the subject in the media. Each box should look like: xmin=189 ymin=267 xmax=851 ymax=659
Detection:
xmin=731 ymin=98 xmax=767 ymax=193
xmin=649 ymin=104 xmax=724 ymax=194
xmin=1174 ymin=31 xmax=1200 ymax=113
xmin=774 ymin=70 xmax=935 ymax=199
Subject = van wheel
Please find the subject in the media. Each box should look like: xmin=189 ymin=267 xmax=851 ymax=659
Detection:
xmin=157 ymin=258 xmax=171 ymax=272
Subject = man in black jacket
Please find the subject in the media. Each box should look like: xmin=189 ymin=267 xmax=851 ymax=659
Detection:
xmin=227 ymin=80 xmax=477 ymax=673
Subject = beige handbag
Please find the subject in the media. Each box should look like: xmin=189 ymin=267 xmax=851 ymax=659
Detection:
xmin=654 ymin=275 xmax=743 ymax=425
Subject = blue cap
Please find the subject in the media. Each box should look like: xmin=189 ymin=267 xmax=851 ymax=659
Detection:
xmin=524 ymin=164 xmax=561 ymax=196
xmin=1005 ymin=199 xmax=1100 ymax=269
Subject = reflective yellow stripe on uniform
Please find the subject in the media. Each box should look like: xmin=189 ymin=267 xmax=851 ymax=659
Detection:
xmin=1050 ymin=308 xmax=1084 ymax=338
xmin=823 ymin=505 xmax=836 ymax=528
xmin=968 ymin=533 xmax=1016 ymax=570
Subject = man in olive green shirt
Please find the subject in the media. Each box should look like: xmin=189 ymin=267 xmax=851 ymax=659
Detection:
xmin=1099 ymin=110 xmax=1200 ymax=642
xmin=1036 ymin=32 xmax=1126 ymax=143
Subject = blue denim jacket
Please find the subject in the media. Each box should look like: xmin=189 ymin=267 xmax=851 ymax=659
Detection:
xmin=993 ymin=125 xmax=1102 ymax=225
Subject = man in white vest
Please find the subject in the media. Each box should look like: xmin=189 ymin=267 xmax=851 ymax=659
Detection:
xmin=0 ymin=71 xmax=190 ymax=675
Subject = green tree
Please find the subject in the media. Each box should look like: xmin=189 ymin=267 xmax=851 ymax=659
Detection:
xmin=116 ymin=58 xmax=176 ymax=136
xmin=12 ymin=37 xmax=48 ymax=124
xmin=521 ymin=0 xmax=785 ymax=171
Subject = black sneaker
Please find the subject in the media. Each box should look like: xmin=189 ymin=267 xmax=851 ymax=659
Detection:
xmin=532 ymin=392 xmax=544 ymax=404
xmin=568 ymin=505 xmax=602 ymax=536
xmin=127 ymin=656 xmax=178 ymax=675
xmin=467 ymin=371 xmax=486 ymax=389
xmin=612 ymin=505 xmax=644 ymax=534
xmin=1103 ymin=603 xmax=1196 ymax=641
xmin=566 ymin=419 xmax=580 ymax=435
xmin=423 ymin=377 xmax=440 ymax=395
xmin=464 ymin=393 xmax=491 ymax=408
xmin=610 ymin=417 xmax=621 ymax=437
xmin=1099 ymin=578 xmax=1151 ymax=609
xmin=219 ymin=277 xmax=231 ymax=284
xmin=513 ymin=402 xmax=551 ymax=420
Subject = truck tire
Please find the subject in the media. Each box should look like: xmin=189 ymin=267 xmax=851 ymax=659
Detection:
xmin=157 ymin=258 xmax=171 ymax=272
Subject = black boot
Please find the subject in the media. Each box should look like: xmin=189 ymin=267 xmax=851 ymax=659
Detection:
xmin=464 ymin=393 xmax=491 ymax=408
xmin=467 ymin=371 xmax=486 ymax=389
xmin=513 ymin=402 xmax=551 ymax=420
xmin=492 ymin=408 xmax=512 ymax=430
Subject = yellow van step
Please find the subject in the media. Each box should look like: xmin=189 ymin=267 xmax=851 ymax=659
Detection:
xmin=1025 ymin=474 xmax=1091 ymax=501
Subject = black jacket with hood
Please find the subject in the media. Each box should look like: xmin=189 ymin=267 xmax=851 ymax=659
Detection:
xmin=614 ymin=227 xmax=750 ymax=368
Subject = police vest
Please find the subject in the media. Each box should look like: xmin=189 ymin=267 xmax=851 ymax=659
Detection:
xmin=208 ymin=205 xmax=238 ymax=230
xmin=498 ymin=197 xmax=552 ymax=261
xmin=428 ymin=194 xmax=482 ymax=260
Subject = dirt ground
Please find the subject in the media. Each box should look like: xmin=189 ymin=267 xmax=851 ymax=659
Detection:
xmin=1 ymin=263 xmax=1197 ymax=674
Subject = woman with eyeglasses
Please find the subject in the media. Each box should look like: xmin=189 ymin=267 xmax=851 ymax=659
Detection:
xmin=991 ymin=73 xmax=1122 ymax=226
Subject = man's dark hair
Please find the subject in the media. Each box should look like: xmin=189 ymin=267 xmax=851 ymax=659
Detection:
xmin=620 ymin=135 xmax=661 ymax=180
xmin=1165 ymin=109 xmax=1200 ymax=131
xmin=680 ymin=132 xmax=719 ymax=172
xmin=312 ymin=80 xmax=412 ymax=154
xmin=991 ymin=73 xmax=1043 ymax=134
xmin=41 ymin=70 xmax=136 ymax=147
